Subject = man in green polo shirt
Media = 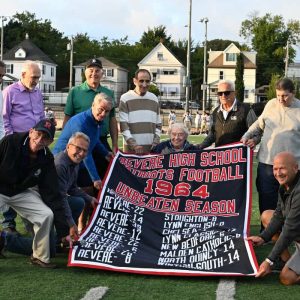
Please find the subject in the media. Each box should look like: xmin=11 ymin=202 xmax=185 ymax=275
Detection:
xmin=63 ymin=58 xmax=118 ymax=179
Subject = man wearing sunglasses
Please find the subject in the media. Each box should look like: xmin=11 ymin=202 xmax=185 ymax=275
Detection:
xmin=198 ymin=79 xmax=256 ymax=149
xmin=119 ymin=69 xmax=162 ymax=154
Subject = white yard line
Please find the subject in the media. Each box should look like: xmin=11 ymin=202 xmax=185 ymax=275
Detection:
xmin=81 ymin=287 xmax=109 ymax=300
xmin=216 ymin=279 xmax=236 ymax=300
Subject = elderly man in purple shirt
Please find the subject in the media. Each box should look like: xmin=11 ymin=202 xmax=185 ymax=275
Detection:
xmin=2 ymin=60 xmax=45 ymax=233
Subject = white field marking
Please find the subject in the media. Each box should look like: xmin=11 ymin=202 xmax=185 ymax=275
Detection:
xmin=81 ymin=287 xmax=109 ymax=300
xmin=216 ymin=279 xmax=236 ymax=300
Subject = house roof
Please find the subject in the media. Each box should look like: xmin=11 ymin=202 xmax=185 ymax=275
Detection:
xmin=138 ymin=42 xmax=185 ymax=67
xmin=207 ymin=53 xmax=256 ymax=69
xmin=74 ymin=57 xmax=128 ymax=72
xmin=3 ymin=38 xmax=56 ymax=65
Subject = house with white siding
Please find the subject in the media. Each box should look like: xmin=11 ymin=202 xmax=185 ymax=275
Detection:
xmin=138 ymin=42 xmax=186 ymax=104
xmin=207 ymin=43 xmax=257 ymax=108
xmin=2 ymin=34 xmax=57 ymax=92
xmin=73 ymin=57 xmax=128 ymax=104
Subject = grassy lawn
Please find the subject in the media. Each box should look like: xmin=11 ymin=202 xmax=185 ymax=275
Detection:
xmin=1 ymin=134 xmax=300 ymax=299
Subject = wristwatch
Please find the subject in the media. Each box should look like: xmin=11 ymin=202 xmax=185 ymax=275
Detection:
xmin=265 ymin=258 xmax=274 ymax=266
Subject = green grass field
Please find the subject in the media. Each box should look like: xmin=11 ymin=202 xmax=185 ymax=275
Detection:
xmin=1 ymin=134 xmax=300 ymax=299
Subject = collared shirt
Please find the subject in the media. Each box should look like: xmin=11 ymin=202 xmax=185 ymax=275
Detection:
xmin=64 ymin=81 xmax=115 ymax=137
xmin=2 ymin=81 xmax=44 ymax=135
xmin=54 ymin=151 xmax=94 ymax=226
xmin=219 ymin=98 xmax=237 ymax=120
xmin=0 ymin=92 xmax=4 ymax=139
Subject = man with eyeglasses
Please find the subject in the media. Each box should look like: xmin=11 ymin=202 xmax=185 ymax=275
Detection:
xmin=54 ymin=132 xmax=98 ymax=239
xmin=242 ymin=78 xmax=300 ymax=226
xmin=0 ymin=119 xmax=72 ymax=268
xmin=0 ymin=60 xmax=5 ymax=140
xmin=1 ymin=60 xmax=45 ymax=235
xmin=53 ymin=93 xmax=113 ymax=191
xmin=198 ymin=79 xmax=256 ymax=149
xmin=63 ymin=58 xmax=118 ymax=180
xmin=119 ymin=68 xmax=162 ymax=154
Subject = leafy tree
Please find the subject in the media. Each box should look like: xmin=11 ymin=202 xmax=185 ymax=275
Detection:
xmin=240 ymin=12 xmax=300 ymax=86
xmin=4 ymin=11 xmax=69 ymax=88
xmin=267 ymin=74 xmax=281 ymax=100
xmin=148 ymin=84 xmax=160 ymax=96
xmin=140 ymin=25 xmax=173 ymax=49
xmin=235 ymin=53 xmax=245 ymax=102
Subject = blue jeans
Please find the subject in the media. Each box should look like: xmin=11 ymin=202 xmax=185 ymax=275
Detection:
xmin=56 ymin=195 xmax=85 ymax=240
xmin=4 ymin=228 xmax=56 ymax=258
xmin=256 ymin=162 xmax=279 ymax=214
xmin=2 ymin=207 xmax=17 ymax=229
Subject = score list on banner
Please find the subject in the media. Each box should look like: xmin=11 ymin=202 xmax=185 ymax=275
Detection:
xmin=68 ymin=143 xmax=259 ymax=276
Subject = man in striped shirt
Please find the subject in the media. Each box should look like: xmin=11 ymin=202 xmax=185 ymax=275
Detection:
xmin=119 ymin=69 xmax=162 ymax=154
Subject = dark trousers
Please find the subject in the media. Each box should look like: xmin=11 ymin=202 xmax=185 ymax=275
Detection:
xmin=256 ymin=162 xmax=279 ymax=214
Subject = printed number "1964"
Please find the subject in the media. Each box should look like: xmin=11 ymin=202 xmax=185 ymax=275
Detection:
xmin=144 ymin=179 xmax=210 ymax=199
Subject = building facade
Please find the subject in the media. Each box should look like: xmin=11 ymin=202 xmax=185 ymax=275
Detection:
xmin=2 ymin=34 xmax=57 ymax=92
xmin=138 ymin=42 xmax=186 ymax=105
xmin=207 ymin=43 xmax=257 ymax=108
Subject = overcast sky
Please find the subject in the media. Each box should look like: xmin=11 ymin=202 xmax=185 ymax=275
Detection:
xmin=2 ymin=0 xmax=300 ymax=60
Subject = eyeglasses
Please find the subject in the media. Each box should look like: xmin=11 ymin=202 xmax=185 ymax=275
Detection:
xmin=217 ymin=91 xmax=232 ymax=96
xmin=138 ymin=79 xmax=150 ymax=84
xmin=70 ymin=143 xmax=88 ymax=154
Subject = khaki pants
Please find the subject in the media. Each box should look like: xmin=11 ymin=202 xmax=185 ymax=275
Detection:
xmin=0 ymin=188 xmax=54 ymax=263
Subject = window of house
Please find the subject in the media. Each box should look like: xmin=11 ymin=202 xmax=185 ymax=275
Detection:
xmin=42 ymin=65 xmax=46 ymax=75
xmin=244 ymin=90 xmax=249 ymax=99
xmin=5 ymin=64 xmax=13 ymax=74
xmin=163 ymin=69 xmax=176 ymax=75
xmin=157 ymin=52 xmax=163 ymax=61
xmin=43 ymin=84 xmax=47 ymax=92
xmin=226 ymin=53 xmax=237 ymax=62
xmin=51 ymin=67 xmax=54 ymax=77
xmin=219 ymin=71 xmax=224 ymax=80
xmin=106 ymin=69 xmax=114 ymax=77
xmin=152 ymin=72 xmax=157 ymax=81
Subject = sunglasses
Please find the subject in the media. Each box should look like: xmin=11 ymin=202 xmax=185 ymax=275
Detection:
xmin=217 ymin=91 xmax=232 ymax=96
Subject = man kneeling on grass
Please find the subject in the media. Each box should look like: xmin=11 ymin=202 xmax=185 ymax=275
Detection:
xmin=248 ymin=152 xmax=300 ymax=285
xmin=0 ymin=120 xmax=77 ymax=268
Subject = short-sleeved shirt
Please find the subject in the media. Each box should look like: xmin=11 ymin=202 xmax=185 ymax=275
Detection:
xmin=64 ymin=81 xmax=115 ymax=136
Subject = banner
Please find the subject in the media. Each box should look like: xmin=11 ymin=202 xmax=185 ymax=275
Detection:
xmin=68 ymin=143 xmax=258 ymax=276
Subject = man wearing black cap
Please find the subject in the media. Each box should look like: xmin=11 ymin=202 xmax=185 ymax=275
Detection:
xmin=63 ymin=58 xmax=118 ymax=179
xmin=0 ymin=119 xmax=74 ymax=268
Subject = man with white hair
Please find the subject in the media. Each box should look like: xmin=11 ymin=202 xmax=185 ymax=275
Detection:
xmin=2 ymin=60 xmax=45 ymax=234
xmin=199 ymin=79 xmax=256 ymax=149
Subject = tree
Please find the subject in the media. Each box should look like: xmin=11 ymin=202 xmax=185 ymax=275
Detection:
xmin=148 ymin=84 xmax=160 ymax=97
xmin=267 ymin=74 xmax=281 ymax=100
xmin=235 ymin=53 xmax=245 ymax=102
xmin=4 ymin=11 xmax=69 ymax=88
xmin=240 ymin=12 xmax=300 ymax=86
xmin=140 ymin=25 xmax=173 ymax=49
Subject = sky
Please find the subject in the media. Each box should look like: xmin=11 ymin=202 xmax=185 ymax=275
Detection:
xmin=2 ymin=0 xmax=300 ymax=61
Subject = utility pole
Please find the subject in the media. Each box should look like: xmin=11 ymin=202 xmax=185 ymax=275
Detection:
xmin=199 ymin=17 xmax=208 ymax=112
xmin=185 ymin=0 xmax=192 ymax=113
xmin=67 ymin=36 xmax=74 ymax=90
xmin=284 ymin=40 xmax=289 ymax=77
xmin=0 ymin=16 xmax=7 ymax=61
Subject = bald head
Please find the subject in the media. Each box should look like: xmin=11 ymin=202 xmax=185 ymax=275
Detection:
xmin=273 ymin=152 xmax=299 ymax=189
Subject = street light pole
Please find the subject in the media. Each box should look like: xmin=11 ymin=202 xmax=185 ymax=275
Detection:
xmin=0 ymin=16 xmax=7 ymax=61
xmin=67 ymin=36 xmax=74 ymax=90
xmin=199 ymin=17 xmax=208 ymax=112
xmin=185 ymin=0 xmax=192 ymax=113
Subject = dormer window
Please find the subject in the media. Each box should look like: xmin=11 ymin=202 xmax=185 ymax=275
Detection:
xmin=226 ymin=53 xmax=236 ymax=62
xmin=15 ymin=48 xmax=26 ymax=59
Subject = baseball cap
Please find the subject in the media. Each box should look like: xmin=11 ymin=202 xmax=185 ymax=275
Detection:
xmin=86 ymin=58 xmax=102 ymax=69
xmin=33 ymin=119 xmax=56 ymax=139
